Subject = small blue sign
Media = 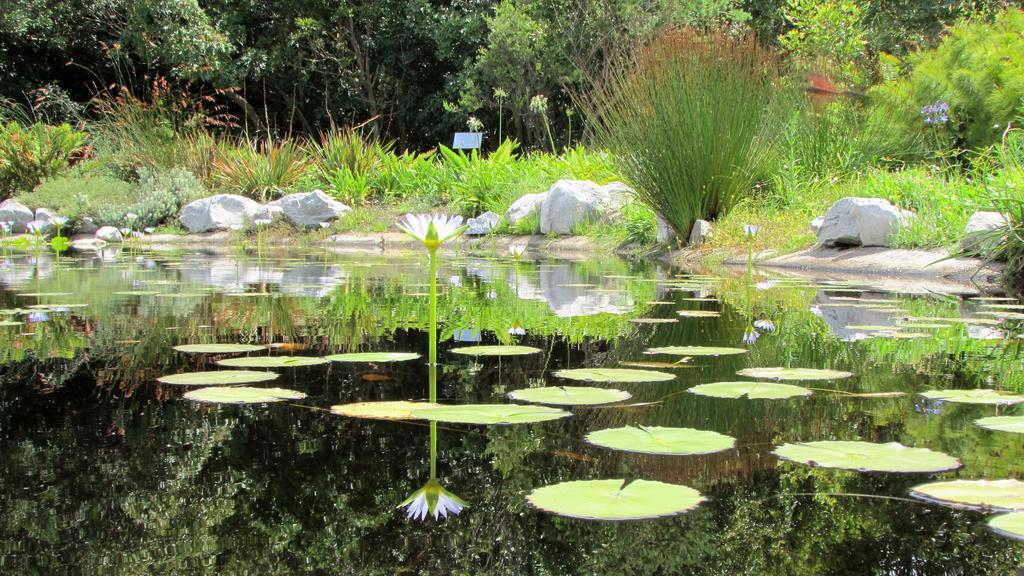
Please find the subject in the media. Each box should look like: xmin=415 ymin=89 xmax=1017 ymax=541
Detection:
xmin=452 ymin=132 xmax=483 ymax=149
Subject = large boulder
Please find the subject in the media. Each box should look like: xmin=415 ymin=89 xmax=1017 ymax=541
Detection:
xmin=95 ymin=226 xmax=123 ymax=242
xmin=505 ymin=193 xmax=546 ymax=227
xmin=816 ymin=197 xmax=913 ymax=247
xmin=179 ymin=194 xmax=262 ymax=233
xmin=539 ymin=180 xmax=635 ymax=235
xmin=655 ymin=214 xmax=678 ymax=245
xmin=77 ymin=217 xmax=100 ymax=235
xmin=961 ymin=211 xmax=1007 ymax=253
xmin=0 ymin=199 xmax=34 ymax=233
xmin=266 ymin=190 xmax=351 ymax=227
xmin=688 ymin=219 xmax=712 ymax=247
xmin=466 ymin=211 xmax=501 ymax=235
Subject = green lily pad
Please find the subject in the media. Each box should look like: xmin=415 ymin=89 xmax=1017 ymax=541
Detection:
xmin=216 ymin=356 xmax=328 ymax=368
xmin=330 ymin=400 xmax=439 ymax=420
xmin=920 ymin=389 xmax=1024 ymax=405
xmin=410 ymin=403 xmax=570 ymax=424
xmin=174 ymin=344 xmax=266 ymax=354
xmin=644 ymin=346 xmax=748 ymax=356
xmin=155 ymin=292 xmax=207 ymax=298
xmin=17 ymin=292 xmax=71 ymax=297
xmin=183 ymin=386 xmax=306 ymax=404
xmin=157 ymin=370 xmax=279 ymax=386
xmin=629 ymin=317 xmax=678 ymax=324
xmin=989 ymin=512 xmax=1024 ymax=541
xmin=508 ymin=386 xmax=631 ymax=406
xmin=324 ymin=352 xmax=421 ymax=363
xmin=910 ymin=479 xmax=1024 ymax=511
xmin=689 ymin=381 xmax=812 ymax=399
xmin=449 ymin=345 xmax=542 ymax=357
xmin=113 ymin=290 xmax=159 ymax=296
xmin=676 ymin=310 xmax=720 ymax=318
xmin=975 ymin=416 xmax=1024 ymax=433
xmin=774 ymin=441 xmax=960 ymax=473
xmin=736 ymin=367 xmax=854 ymax=381
xmin=554 ymin=368 xmax=675 ymax=383
xmin=0 ymin=320 xmax=22 ymax=327
xmin=526 ymin=479 xmax=705 ymax=521
xmin=585 ymin=426 xmax=735 ymax=455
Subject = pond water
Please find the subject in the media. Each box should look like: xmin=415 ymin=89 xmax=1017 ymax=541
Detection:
xmin=1 ymin=247 xmax=1023 ymax=575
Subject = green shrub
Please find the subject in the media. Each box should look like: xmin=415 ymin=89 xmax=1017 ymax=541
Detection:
xmin=622 ymin=202 xmax=657 ymax=245
xmin=19 ymin=173 xmax=134 ymax=225
xmin=585 ymin=28 xmax=797 ymax=241
xmin=974 ymin=129 xmax=1024 ymax=286
xmin=871 ymin=9 xmax=1024 ymax=153
xmin=373 ymin=150 xmax=441 ymax=204
xmin=0 ymin=121 xmax=88 ymax=198
xmin=211 ymin=138 xmax=310 ymax=202
xmin=438 ymin=139 xmax=518 ymax=216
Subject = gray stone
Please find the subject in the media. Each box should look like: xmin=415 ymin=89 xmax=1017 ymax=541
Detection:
xmin=810 ymin=217 xmax=824 ymax=235
xmin=77 ymin=217 xmax=100 ymax=234
xmin=688 ymin=219 xmax=712 ymax=247
xmin=539 ymin=180 xmax=636 ymax=235
xmin=271 ymin=190 xmax=351 ymax=227
xmin=0 ymin=199 xmax=34 ymax=233
xmin=816 ymin=197 xmax=913 ymax=247
xmin=179 ymin=194 xmax=263 ymax=233
xmin=466 ymin=211 xmax=501 ymax=235
xmin=655 ymin=215 xmax=678 ymax=245
xmin=33 ymin=208 xmax=64 ymax=235
xmin=961 ymin=211 xmax=1007 ymax=253
xmin=71 ymin=238 xmax=107 ymax=251
xmin=504 ymin=192 xmax=546 ymax=227
xmin=253 ymin=202 xmax=285 ymax=224
xmin=95 ymin=226 xmax=124 ymax=242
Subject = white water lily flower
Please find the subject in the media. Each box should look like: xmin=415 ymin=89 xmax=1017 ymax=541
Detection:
xmin=753 ymin=319 xmax=776 ymax=332
xmin=509 ymin=243 xmax=527 ymax=259
xmin=508 ymin=320 xmax=526 ymax=336
xmin=742 ymin=329 xmax=760 ymax=345
xmin=254 ymin=219 xmax=272 ymax=227
xmin=0 ymin=221 xmax=11 ymax=233
xmin=743 ymin=224 xmax=760 ymax=238
xmin=399 ymin=478 xmax=467 ymax=521
xmin=396 ymin=213 xmax=467 ymax=252
xmin=125 ymin=213 xmax=138 ymax=221
xmin=144 ymin=227 xmax=156 ymax=234
xmin=50 ymin=216 xmax=68 ymax=226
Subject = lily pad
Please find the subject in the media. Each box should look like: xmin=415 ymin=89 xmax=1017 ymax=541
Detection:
xmin=410 ymin=403 xmax=570 ymax=424
xmin=975 ymin=416 xmax=1024 ymax=433
xmin=216 ymin=356 xmax=328 ymax=368
xmin=644 ymin=346 xmax=748 ymax=357
xmin=508 ymin=386 xmax=631 ymax=406
xmin=629 ymin=318 xmax=678 ymax=324
xmin=555 ymin=368 xmax=675 ymax=383
xmin=174 ymin=344 xmax=266 ymax=354
xmin=113 ymin=290 xmax=159 ymax=296
xmin=449 ymin=345 xmax=542 ymax=357
xmin=0 ymin=320 xmax=22 ymax=327
xmin=586 ymin=426 xmax=735 ymax=455
xmin=920 ymin=389 xmax=1024 ymax=405
xmin=620 ymin=361 xmax=691 ymax=369
xmin=526 ymin=479 xmax=705 ymax=521
xmin=689 ymin=381 xmax=812 ymax=399
xmin=676 ymin=310 xmax=721 ymax=318
xmin=989 ymin=512 xmax=1024 ymax=541
xmin=736 ymin=367 xmax=853 ymax=381
xmin=910 ymin=479 xmax=1024 ymax=511
xmin=773 ymin=441 xmax=960 ymax=473
xmin=325 ymin=352 xmax=421 ymax=363
xmin=183 ymin=386 xmax=307 ymax=404
xmin=330 ymin=400 xmax=439 ymax=420
xmin=157 ymin=370 xmax=279 ymax=386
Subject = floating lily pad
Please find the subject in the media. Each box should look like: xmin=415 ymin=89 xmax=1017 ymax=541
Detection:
xmin=526 ymin=479 xmax=705 ymax=520
xmin=508 ymin=386 xmax=631 ymax=406
xmin=174 ymin=343 xmax=266 ymax=354
xmin=644 ymin=346 xmax=748 ymax=356
xmin=629 ymin=318 xmax=678 ymax=324
xmin=920 ymin=389 xmax=1024 ymax=405
xmin=155 ymin=292 xmax=207 ymax=298
xmin=183 ymin=386 xmax=306 ymax=404
xmin=325 ymin=352 xmax=421 ymax=363
xmin=330 ymin=400 xmax=439 ymax=420
xmin=449 ymin=345 xmax=542 ymax=357
xmin=158 ymin=370 xmax=279 ymax=386
xmin=113 ymin=290 xmax=159 ymax=296
xmin=555 ymin=368 xmax=675 ymax=383
xmin=585 ymin=426 xmax=735 ymax=455
xmin=689 ymin=381 xmax=812 ymax=399
xmin=17 ymin=292 xmax=71 ymax=297
xmin=774 ymin=441 xmax=960 ymax=473
xmin=676 ymin=310 xmax=721 ymax=318
xmin=736 ymin=367 xmax=853 ymax=381
xmin=910 ymin=479 xmax=1024 ymax=511
xmin=620 ymin=361 xmax=691 ymax=369
xmin=975 ymin=416 xmax=1024 ymax=433
xmin=0 ymin=320 xmax=22 ymax=327
xmin=989 ymin=512 xmax=1024 ymax=541
xmin=216 ymin=356 xmax=328 ymax=368
xmin=410 ymin=403 xmax=570 ymax=424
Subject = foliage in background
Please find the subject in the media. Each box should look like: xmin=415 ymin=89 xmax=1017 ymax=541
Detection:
xmin=976 ymin=129 xmax=1024 ymax=288
xmin=779 ymin=0 xmax=869 ymax=84
xmin=586 ymin=28 xmax=796 ymax=239
xmin=0 ymin=121 xmax=88 ymax=198
xmin=211 ymin=139 xmax=310 ymax=202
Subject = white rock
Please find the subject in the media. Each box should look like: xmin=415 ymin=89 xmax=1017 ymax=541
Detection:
xmin=179 ymin=194 xmax=263 ymax=233
xmin=254 ymin=202 xmax=285 ymax=223
xmin=810 ymin=217 xmax=824 ymax=235
xmin=0 ymin=199 xmax=34 ymax=233
xmin=816 ymin=197 xmax=913 ymax=247
xmin=505 ymin=193 xmax=546 ymax=227
xmin=272 ymin=190 xmax=351 ymax=227
xmin=95 ymin=226 xmax=124 ymax=242
xmin=466 ymin=211 xmax=501 ymax=235
xmin=689 ymin=219 xmax=712 ymax=246
xmin=961 ymin=211 xmax=1007 ymax=253
xmin=539 ymin=180 xmax=636 ymax=235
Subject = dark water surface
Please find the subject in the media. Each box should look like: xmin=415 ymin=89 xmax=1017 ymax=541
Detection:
xmin=1 ymin=248 xmax=1023 ymax=575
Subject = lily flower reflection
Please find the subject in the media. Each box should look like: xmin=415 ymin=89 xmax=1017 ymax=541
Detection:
xmin=753 ymin=319 xmax=776 ymax=332
xmin=742 ymin=329 xmax=760 ymax=345
xmin=399 ymin=478 xmax=467 ymax=521
xmin=743 ymin=224 xmax=760 ymax=238
xmin=396 ymin=214 xmax=467 ymax=253
xmin=508 ymin=320 xmax=526 ymax=336
xmin=509 ymin=243 xmax=527 ymax=260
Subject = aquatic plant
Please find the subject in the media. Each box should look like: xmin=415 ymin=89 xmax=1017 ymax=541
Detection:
xmin=399 ymin=478 xmax=467 ymax=521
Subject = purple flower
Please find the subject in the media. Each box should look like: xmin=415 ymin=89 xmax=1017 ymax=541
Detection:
xmin=742 ymin=329 xmax=760 ymax=345
xmin=28 ymin=311 xmax=49 ymax=323
xmin=921 ymin=101 xmax=950 ymax=126
xmin=753 ymin=319 xmax=776 ymax=332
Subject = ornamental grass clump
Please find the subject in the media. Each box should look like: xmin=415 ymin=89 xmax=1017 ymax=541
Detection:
xmin=584 ymin=28 xmax=796 ymax=239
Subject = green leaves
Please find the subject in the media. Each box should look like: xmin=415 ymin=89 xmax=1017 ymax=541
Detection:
xmin=508 ymin=386 xmax=630 ymax=406
xmin=216 ymin=356 xmax=328 ymax=368
xmin=773 ymin=441 xmax=960 ymax=473
xmin=157 ymin=370 xmax=279 ymax=386
xmin=330 ymin=401 xmax=439 ymax=420
xmin=689 ymin=381 xmax=812 ymax=399
xmin=449 ymin=345 xmax=542 ymax=357
xmin=183 ymin=387 xmax=307 ymax=404
xmin=585 ymin=426 xmax=735 ymax=455
xmin=554 ymin=368 xmax=675 ymax=383
xmin=173 ymin=344 xmax=266 ymax=354
xmin=527 ymin=479 xmax=705 ymax=520
xmin=644 ymin=346 xmax=747 ymax=356
xmin=975 ymin=416 xmax=1024 ymax=433
xmin=736 ymin=367 xmax=853 ymax=381
xmin=910 ymin=479 xmax=1024 ymax=511
xmin=989 ymin=512 xmax=1024 ymax=541
xmin=409 ymin=403 xmax=570 ymax=424
xmin=325 ymin=352 xmax=421 ymax=363
xmin=919 ymin=389 xmax=1024 ymax=405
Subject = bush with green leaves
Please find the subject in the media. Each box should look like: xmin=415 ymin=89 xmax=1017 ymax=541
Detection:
xmin=211 ymin=138 xmax=310 ymax=202
xmin=438 ymin=139 xmax=519 ymax=216
xmin=18 ymin=172 xmax=135 ymax=226
xmin=0 ymin=121 xmax=88 ymax=198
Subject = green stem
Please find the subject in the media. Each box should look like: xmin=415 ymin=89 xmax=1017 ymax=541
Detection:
xmin=543 ymin=117 xmax=556 ymax=153
xmin=428 ymin=251 xmax=438 ymax=402
xmin=497 ymin=100 xmax=504 ymax=145
xmin=430 ymin=421 xmax=437 ymax=479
